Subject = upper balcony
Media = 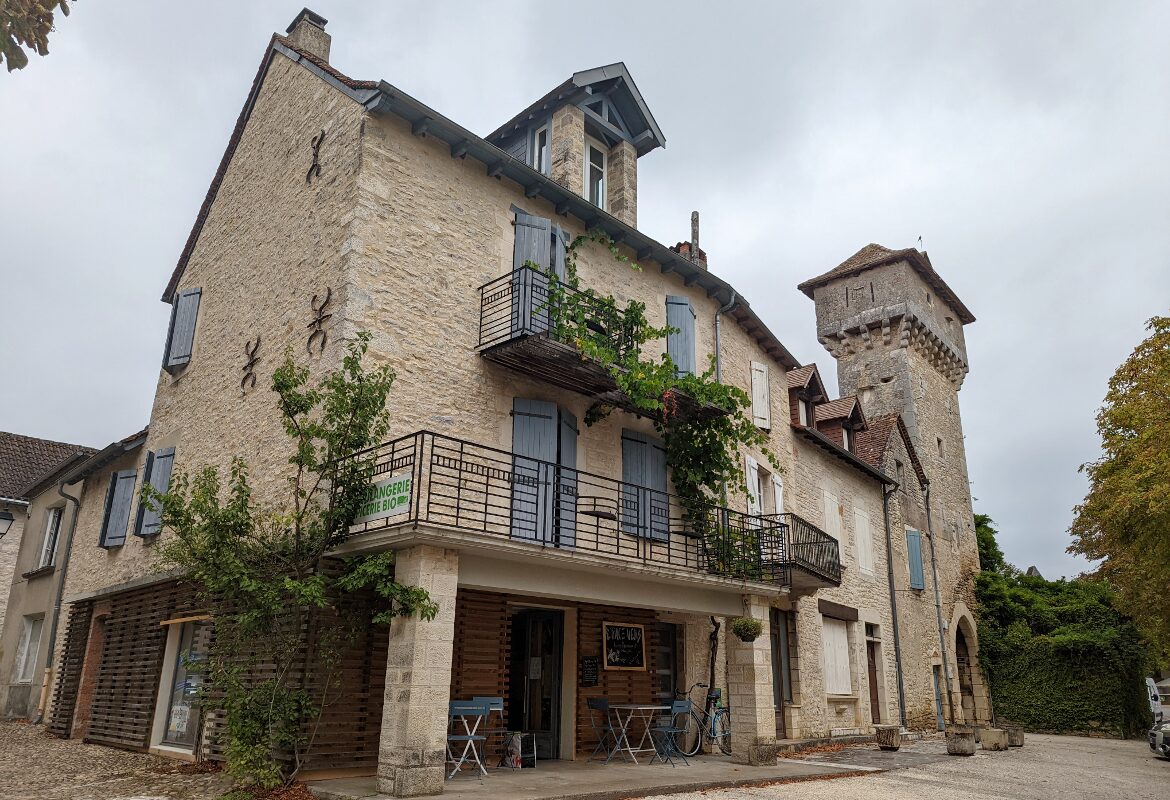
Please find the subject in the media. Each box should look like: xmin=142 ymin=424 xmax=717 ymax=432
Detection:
xmin=343 ymin=431 xmax=842 ymax=592
xmin=478 ymin=266 xmax=725 ymax=420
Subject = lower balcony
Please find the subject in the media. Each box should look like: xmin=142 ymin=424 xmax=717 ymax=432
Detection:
xmin=344 ymin=431 xmax=842 ymax=591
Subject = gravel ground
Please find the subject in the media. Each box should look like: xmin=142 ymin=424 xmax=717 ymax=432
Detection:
xmin=0 ymin=721 xmax=232 ymax=800
xmin=653 ymin=733 xmax=1169 ymax=800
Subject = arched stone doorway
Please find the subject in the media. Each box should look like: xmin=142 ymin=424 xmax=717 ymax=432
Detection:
xmin=955 ymin=625 xmax=977 ymax=724
xmin=949 ymin=603 xmax=991 ymax=725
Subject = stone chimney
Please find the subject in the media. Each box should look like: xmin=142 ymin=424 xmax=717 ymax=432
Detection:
xmin=286 ymin=8 xmax=331 ymax=62
xmin=670 ymin=211 xmax=707 ymax=269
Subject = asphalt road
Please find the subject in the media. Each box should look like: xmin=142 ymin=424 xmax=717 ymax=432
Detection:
xmin=655 ymin=733 xmax=1168 ymax=800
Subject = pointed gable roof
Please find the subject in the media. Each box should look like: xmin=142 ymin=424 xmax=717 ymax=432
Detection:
xmin=853 ymin=412 xmax=928 ymax=487
xmin=814 ymin=396 xmax=867 ymax=429
xmin=486 ymin=62 xmax=666 ymax=156
xmin=798 ymin=243 xmax=975 ymax=324
xmin=787 ymin=364 xmax=828 ymax=400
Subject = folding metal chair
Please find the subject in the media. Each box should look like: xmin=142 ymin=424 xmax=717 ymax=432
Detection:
xmin=472 ymin=696 xmax=506 ymax=768
xmin=586 ymin=697 xmax=618 ymax=762
xmin=650 ymin=699 xmax=692 ymax=767
xmin=447 ymin=700 xmax=490 ymax=779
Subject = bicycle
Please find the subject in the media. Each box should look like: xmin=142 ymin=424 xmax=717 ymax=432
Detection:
xmin=672 ymin=682 xmax=731 ymax=756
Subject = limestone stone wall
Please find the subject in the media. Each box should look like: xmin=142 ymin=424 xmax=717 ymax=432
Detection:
xmin=61 ymin=51 xmax=367 ymax=601
xmin=0 ymin=511 xmax=25 ymax=653
xmin=784 ymin=442 xmax=898 ymax=738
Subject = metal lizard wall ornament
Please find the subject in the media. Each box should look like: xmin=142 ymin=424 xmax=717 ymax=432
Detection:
xmin=241 ymin=336 xmax=261 ymax=394
xmin=306 ymin=129 xmax=325 ymax=185
xmin=307 ymin=287 xmax=332 ymax=355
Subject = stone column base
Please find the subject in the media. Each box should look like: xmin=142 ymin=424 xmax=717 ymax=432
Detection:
xmin=733 ymin=737 xmax=779 ymax=765
xmin=377 ymin=764 xmax=445 ymax=798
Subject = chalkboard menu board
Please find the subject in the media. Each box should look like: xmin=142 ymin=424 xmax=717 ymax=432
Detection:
xmin=603 ymin=622 xmax=646 ymax=671
xmin=581 ymin=656 xmax=600 ymax=687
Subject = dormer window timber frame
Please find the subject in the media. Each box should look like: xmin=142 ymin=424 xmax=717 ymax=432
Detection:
xmin=585 ymin=136 xmax=608 ymax=210
xmin=532 ymin=124 xmax=550 ymax=175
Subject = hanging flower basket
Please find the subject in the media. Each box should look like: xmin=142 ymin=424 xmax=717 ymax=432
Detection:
xmin=730 ymin=616 xmax=764 ymax=643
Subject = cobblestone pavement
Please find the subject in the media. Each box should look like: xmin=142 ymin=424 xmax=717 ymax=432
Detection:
xmin=0 ymin=722 xmax=233 ymax=800
xmin=654 ymin=733 xmax=1169 ymax=800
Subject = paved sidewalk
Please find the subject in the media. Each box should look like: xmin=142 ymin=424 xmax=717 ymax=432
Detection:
xmin=0 ymin=721 xmax=232 ymax=800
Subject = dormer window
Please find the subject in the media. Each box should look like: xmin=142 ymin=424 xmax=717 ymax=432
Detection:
xmin=798 ymin=398 xmax=814 ymax=426
xmin=585 ymin=137 xmax=607 ymax=209
xmin=842 ymin=426 xmax=853 ymax=452
xmin=533 ymin=124 xmax=550 ymax=174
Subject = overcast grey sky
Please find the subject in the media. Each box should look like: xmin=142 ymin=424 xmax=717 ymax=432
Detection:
xmin=1 ymin=1 xmax=1167 ymax=578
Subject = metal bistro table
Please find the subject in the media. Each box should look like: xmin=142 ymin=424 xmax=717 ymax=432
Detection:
xmin=606 ymin=703 xmax=670 ymax=764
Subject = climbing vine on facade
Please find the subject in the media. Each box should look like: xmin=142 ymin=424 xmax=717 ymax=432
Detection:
xmin=149 ymin=334 xmax=437 ymax=787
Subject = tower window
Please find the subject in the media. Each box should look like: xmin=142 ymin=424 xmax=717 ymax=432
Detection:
xmin=895 ymin=460 xmax=905 ymax=487
xmin=937 ymin=436 xmax=945 ymax=460
xmin=585 ymin=137 xmax=607 ymax=209
xmin=925 ymin=291 xmax=933 ymax=307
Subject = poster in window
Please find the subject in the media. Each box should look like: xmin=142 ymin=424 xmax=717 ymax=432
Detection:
xmin=603 ymin=622 xmax=646 ymax=671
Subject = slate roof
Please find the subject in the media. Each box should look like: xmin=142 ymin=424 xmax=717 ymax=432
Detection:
xmin=798 ymin=243 xmax=975 ymax=324
xmin=0 ymin=431 xmax=96 ymax=501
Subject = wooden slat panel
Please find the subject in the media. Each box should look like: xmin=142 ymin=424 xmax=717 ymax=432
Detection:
xmin=47 ymin=601 xmax=93 ymax=737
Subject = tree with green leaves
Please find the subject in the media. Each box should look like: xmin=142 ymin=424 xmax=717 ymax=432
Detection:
xmin=1070 ymin=314 xmax=1170 ymax=660
xmin=975 ymin=513 xmax=1009 ymax=574
xmin=1 ymin=0 xmax=72 ymax=72
xmin=150 ymin=334 xmax=437 ymax=787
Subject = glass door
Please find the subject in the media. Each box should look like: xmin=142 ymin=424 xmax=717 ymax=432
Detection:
xmin=161 ymin=622 xmax=210 ymax=750
xmin=508 ymin=609 xmax=563 ymax=759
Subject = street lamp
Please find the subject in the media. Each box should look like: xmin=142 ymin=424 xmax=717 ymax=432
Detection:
xmin=0 ymin=510 xmax=14 ymax=539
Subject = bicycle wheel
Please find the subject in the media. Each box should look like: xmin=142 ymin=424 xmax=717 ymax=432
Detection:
xmin=675 ymin=711 xmax=703 ymax=757
xmin=716 ymin=709 xmax=732 ymax=755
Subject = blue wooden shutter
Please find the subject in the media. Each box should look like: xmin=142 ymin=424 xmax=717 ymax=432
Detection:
xmin=551 ymin=225 xmax=568 ymax=281
xmin=906 ymin=529 xmax=925 ymax=589
xmin=556 ymin=408 xmax=578 ymax=548
xmin=513 ymin=213 xmax=553 ymax=335
xmin=511 ymin=398 xmax=558 ymax=543
xmin=621 ymin=430 xmax=669 ymax=541
xmin=163 ymin=288 xmax=202 ymax=373
xmin=100 ymin=469 xmax=138 ymax=548
xmin=666 ymin=296 xmax=697 ymax=376
xmin=135 ymin=447 xmax=175 ymax=537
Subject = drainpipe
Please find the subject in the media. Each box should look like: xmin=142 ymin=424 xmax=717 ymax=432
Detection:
xmin=882 ymin=485 xmax=908 ymax=729
xmin=32 ymin=479 xmax=83 ymax=723
xmin=713 ymin=291 xmax=738 ymax=383
xmin=923 ymin=482 xmax=957 ymax=726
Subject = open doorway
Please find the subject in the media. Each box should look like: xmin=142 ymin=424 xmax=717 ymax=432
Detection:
xmin=508 ymin=609 xmax=564 ymax=760
xmin=956 ymin=627 xmax=976 ymax=724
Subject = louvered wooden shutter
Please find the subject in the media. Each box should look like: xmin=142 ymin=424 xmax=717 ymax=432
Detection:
xmin=511 ymin=398 xmax=558 ymax=543
xmin=745 ymin=455 xmax=761 ymax=515
xmin=163 ymin=288 xmax=202 ymax=373
xmin=906 ymin=529 xmax=925 ymax=589
xmin=100 ymin=469 xmax=138 ymax=547
xmin=751 ymin=361 xmax=771 ymax=429
xmin=135 ymin=447 xmax=175 ymax=537
xmin=823 ymin=617 xmax=853 ymax=695
xmin=621 ymin=430 xmax=668 ymax=541
xmin=666 ymin=296 xmax=696 ymax=376
xmin=556 ymin=408 xmax=578 ymax=548
xmin=513 ymin=212 xmax=552 ymax=273
xmin=855 ymin=508 xmax=873 ymax=575
xmin=772 ymin=474 xmax=785 ymax=514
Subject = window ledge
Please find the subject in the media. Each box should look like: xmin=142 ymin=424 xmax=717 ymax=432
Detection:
xmin=826 ymin=693 xmax=859 ymax=702
xmin=21 ymin=565 xmax=55 ymax=580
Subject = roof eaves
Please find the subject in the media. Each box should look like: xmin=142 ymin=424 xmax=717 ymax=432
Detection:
xmin=365 ymin=81 xmax=800 ymax=371
xmin=59 ymin=428 xmax=148 ymax=485
xmin=18 ymin=449 xmax=98 ymax=500
xmin=792 ymin=424 xmax=894 ymax=485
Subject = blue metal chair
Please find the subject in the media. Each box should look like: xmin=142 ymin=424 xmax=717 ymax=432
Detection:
xmin=586 ymin=697 xmax=618 ymax=762
xmin=447 ymin=700 xmax=490 ymax=779
xmin=472 ymin=697 xmax=506 ymax=768
xmin=650 ymin=699 xmax=692 ymax=767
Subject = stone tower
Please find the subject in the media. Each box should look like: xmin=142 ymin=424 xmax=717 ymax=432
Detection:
xmin=798 ymin=243 xmax=977 ymax=546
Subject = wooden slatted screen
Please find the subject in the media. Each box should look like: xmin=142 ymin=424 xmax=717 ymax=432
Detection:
xmin=47 ymin=600 xmax=93 ymax=737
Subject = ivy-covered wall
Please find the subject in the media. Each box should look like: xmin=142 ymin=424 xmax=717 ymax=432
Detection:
xmin=975 ymin=515 xmax=1153 ymax=739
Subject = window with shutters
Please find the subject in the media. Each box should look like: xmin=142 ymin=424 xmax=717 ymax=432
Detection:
xmin=38 ymin=506 xmax=64 ymax=569
xmin=14 ymin=616 xmax=44 ymax=684
xmin=906 ymin=528 xmax=926 ymax=589
xmin=136 ymin=447 xmax=176 ymax=538
xmin=745 ymin=455 xmax=762 ymax=516
xmin=163 ymin=287 xmax=202 ymax=374
xmin=666 ymin=296 xmax=696 ymax=376
xmin=822 ymin=617 xmax=853 ymax=695
xmin=621 ymin=429 xmax=669 ymax=541
xmin=822 ymin=489 xmax=843 ymax=546
xmin=855 ymin=508 xmax=874 ymax=576
xmin=99 ymin=469 xmax=138 ymax=548
xmin=750 ymin=361 xmax=771 ymax=429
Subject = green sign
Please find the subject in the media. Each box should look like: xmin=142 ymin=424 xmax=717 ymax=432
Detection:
xmin=353 ymin=472 xmax=413 ymax=524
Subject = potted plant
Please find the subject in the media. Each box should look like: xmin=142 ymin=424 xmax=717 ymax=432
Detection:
xmin=730 ymin=616 xmax=764 ymax=643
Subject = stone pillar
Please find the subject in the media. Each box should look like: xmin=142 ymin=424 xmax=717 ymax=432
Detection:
xmin=606 ymin=140 xmax=637 ymax=228
xmin=549 ymin=104 xmax=585 ymax=197
xmin=377 ymin=546 xmax=460 ymax=797
xmin=726 ymin=596 xmax=777 ymax=765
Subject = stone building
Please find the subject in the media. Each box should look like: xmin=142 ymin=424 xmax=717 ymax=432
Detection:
xmin=32 ymin=10 xmax=987 ymax=796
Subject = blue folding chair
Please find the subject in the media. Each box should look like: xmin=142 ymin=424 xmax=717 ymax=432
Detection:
xmin=447 ymin=700 xmax=490 ymax=779
xmin=586 ymin=697 xmax=619 ymax=762
xmin=472 ymin=696 xmax=506 ymax=768
xmin=650 ymin=699 xmax=692 ymax=767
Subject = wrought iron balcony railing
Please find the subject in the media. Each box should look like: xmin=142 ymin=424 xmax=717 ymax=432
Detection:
xmin=344 ymin=431 xmax=842 ymax=589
